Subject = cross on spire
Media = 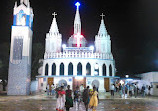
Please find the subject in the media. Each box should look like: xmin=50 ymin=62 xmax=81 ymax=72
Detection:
xmin=75 ymin=2 xmax=80 ymax=9
xmin=52 ymin=12 xmax=57 ymax=18
xmin=100 ymin=13 xmax=105 ymax=20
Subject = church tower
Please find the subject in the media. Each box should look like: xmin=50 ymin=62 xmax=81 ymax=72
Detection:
xmin=7 ymin=0 xmax=34 ymax=95
xmin=45 ymin=12 xmax=62 ymax=53
xmin=68 ymin=2 xmax=87 ymax=47
xmin=95 ymin=14 xmax=111 ymax=54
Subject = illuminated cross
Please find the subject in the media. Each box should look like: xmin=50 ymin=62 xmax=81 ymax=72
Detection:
xmin=52 ymin=12 xmax=57 ymax=18
xmin=74 ymin=33 xmax=83 ymax=47
xmin=75 ymin=2 xmax=80 ymax=9
xmin=100 ymin=13 xmax=105 ymax=20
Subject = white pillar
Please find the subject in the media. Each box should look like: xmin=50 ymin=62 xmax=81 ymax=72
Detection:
xmin=91 ymin=64 xmax=94 ymax=76
xmin=73 ymin=63 xmax=77 ymax=76
xmin=56 ymin=63 xmax=60 ymax=76
xmin=106 ymin=64 xmax=109 ymax=76
xmin=112 ymin=65 xmax=115 ymax=77
xmin=42 ymin=62 xmax=46 ymax=76
xmin=64 ymin=63 xmax=68 ymax=76
xmin=82 ymin=63 xmax=86 ymax=76
xmin=99 ymin=64 xmax=102 ymax=76
xmin=48 ymin=63 xmax=52 ymax=76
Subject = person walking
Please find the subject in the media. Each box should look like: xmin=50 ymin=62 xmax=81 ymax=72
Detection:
xmin=83 ymin=86 xmax=90 ymax=111
xmin=65 ymin=85 xmax=73 ymax=111
xmin=119 ymin=84 xmax=122 ymax=98
xmin=142 ymin=85 xmax=146 ymax=97
xmin=89 ymin=87 xmax=98 ymax=111
xmin=74 ymin=86 xmax=81 ymax=110
xmin=56 ymin=86 xmax=66 ymax=111
xmin=148 ymin=85 xmax=151 ymax=95
xmin=46 ymin=84 xmax=50 ymax=96
xmin=110 ymin=84 xmax=115 ymax=97
xmin=134 ymin=84 xmax=138 ymax=98
xmin=129 ymin=85 xmax=132 ymax=97
xmin=51 ymin=84 xmax=55 ymax=95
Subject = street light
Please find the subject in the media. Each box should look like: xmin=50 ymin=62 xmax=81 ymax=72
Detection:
xmin=125 ymin=75 xmax=129 ymax=78
xmin=89 ymin=46 xmax=94 ymax=51
xmin=62 ymin=44 xmax=66 ymax=49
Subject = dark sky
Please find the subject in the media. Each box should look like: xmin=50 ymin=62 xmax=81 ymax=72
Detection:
xmin=1 ymin=0 xmax=158 ymax=77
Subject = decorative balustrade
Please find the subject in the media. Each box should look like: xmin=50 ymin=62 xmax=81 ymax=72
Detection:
xmin=44 ymin=51 xmax=113 ymax=60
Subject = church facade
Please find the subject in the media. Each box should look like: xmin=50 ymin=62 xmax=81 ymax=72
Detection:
xmin=38 ymin=2 xmax=117 ymax=92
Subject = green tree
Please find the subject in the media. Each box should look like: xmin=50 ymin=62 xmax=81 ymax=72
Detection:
xmin=31 ymin=43 xmax=44 ymax=80
xmin=0 ymin=43 xmax=10 ymax=91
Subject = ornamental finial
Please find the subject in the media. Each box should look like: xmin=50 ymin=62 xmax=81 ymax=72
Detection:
xmin=75 ymin=2 xmax=80 ymax=9
xmin=52 ymin=12 xmax=57 ymax=18
xmin=100 ymin=13 xmax=105 ymax=20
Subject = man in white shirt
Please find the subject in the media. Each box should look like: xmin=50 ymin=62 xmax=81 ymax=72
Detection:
xmin=110 ymin=84 xmax=115 ymax=97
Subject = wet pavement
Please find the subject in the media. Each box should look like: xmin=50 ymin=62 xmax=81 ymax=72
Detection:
xmin=0 ymin=93 xmax=158 ymax=111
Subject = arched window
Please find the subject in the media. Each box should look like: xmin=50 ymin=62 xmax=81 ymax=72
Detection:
xmin=102 ymin=64 xmax=106 ymax=76
xmin=86 ymin=63 xmax=91 ymax=75
xmin=45 ymin=64 xmax=48 ymax=76
xmin=68 ymin=63 xmax=73 ymax=75
xmin=94 ymin=63 xmax=99 ymax=76
xmin=60 ymin=63 xmax=64 ymax=75
xmin=109 ymin=64 xmax=112 ymax=76
xmin=52 ymin=63 xmax=56 ymax=75
xmin=77 ymin=62 xmax=82 ymax=75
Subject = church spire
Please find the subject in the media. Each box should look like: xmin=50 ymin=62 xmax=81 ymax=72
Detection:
xmin=49 ymin=12 xmax=59 ymax=34
xmin=98 ymin=13 xmax=108 ymax=36
xmin=74 ymin=2 xmax=81 ymax=35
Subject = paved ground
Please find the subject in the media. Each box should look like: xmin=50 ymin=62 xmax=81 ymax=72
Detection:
xmin=0 ymin=93 xmax=158 ymax=111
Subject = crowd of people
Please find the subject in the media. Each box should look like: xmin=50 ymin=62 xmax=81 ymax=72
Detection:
xmin=110 ymin=83 xmax=152 ymax=98
xmin=45 ymin=82 xmax=152 ymax=111
xmin=46 ymin=84 xmax=98 ymax=111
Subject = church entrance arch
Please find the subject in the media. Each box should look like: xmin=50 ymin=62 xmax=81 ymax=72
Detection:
xmin=92 ymin=79 xmax=100 ymax=89
xmin=73 ymin=77 xmax=86 ymax=91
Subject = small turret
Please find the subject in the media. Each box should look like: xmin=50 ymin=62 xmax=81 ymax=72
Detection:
xmin=95 ymin=13 xmax=111 ymax=53
xmin=14 ymin=1 xmax=17 ymax=8
xmin=45 ymin=12 xmax=62 ymax=53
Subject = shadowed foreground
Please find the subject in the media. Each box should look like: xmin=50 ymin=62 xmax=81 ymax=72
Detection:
xmin=0 ymin=95 xmax=158 ymax=111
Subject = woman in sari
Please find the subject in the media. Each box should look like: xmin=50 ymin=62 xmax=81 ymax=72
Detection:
xmin=65 ymin=85 xmax=73 ymax=111
xmin=89 ymin=87 xmax=98 ymax=111
xmin=56 ymin=86 xmax=66 ymax=111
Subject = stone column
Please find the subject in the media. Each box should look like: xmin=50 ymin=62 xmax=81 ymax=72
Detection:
xmin=91 ymin=63 xmax=94 ymax=76
xmin=106 ymin=64 xmax=109 ymax=76
xmin=56 ymin=63 xmax=60 ymax=76
xmin=82 ymin=63 xmax=86 ymax=76
xmin=99 ymin=64 xmax=102 ymax=76
xmin=73 ymin=63 xmax=77 ymax=76
xmin=48 ymin=63 xmax=52 ymax=76
xmin=42 ymin=62 xmax=46 ymax=76
xmin=64 ymin=63 xmax=68 ymax=76
xmin=112 ymin=65 xmax=115 ymax=77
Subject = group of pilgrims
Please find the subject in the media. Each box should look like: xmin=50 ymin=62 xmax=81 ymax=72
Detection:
xmin=46 ymin=84 xmax=98 ymax=111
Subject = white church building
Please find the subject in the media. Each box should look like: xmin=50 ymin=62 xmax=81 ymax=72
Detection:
xmin=37 ymin=2 xmax=118 ymax=92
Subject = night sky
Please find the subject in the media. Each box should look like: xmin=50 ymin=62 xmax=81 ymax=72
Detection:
xmin=1 ymin=0 xmax=158 ymax=77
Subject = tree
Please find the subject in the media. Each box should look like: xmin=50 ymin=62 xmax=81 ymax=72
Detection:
xmin=31 ymin=43 xmax=44 ymax=80
xmin=0 ymin=43 xmax=10 ymax=91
